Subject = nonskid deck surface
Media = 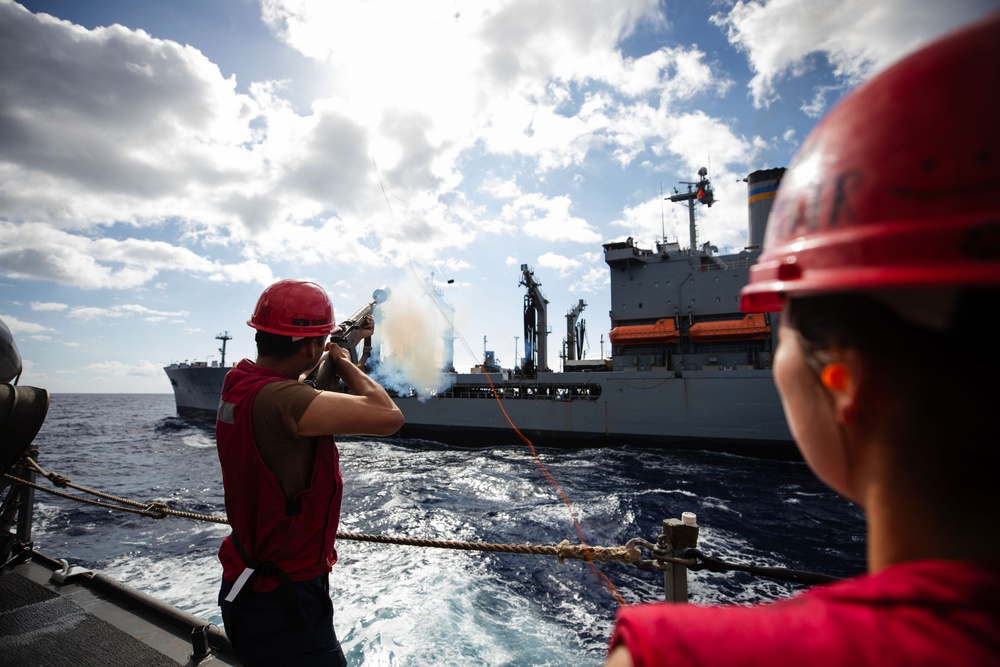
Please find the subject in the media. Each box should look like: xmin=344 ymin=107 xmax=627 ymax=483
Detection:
xmin=0 ymin=555 xmax=239 ymax=666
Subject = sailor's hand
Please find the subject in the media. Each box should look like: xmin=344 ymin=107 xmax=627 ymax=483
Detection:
xmin=357 ymin=314 xmax=375 ymax=340
xmin=325 ymin=341 xmax=352 ymax=364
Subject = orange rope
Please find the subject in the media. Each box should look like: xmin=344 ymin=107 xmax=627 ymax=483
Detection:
xmin=375 ymin=164 xmax=626 ymax=606
xmin=478 ymin=369 xmax=627 ymax=606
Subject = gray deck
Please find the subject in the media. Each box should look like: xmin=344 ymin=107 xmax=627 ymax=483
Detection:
xmin=1 ymin=553 xmax=239 ymax=667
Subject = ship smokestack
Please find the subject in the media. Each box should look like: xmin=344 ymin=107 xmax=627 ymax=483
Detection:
xmin=745 ymin=168 xmax=785 ymax=247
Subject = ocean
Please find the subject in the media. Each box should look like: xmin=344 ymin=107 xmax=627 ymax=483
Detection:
xmin=28 ymin=393 xmax=866 ymax=666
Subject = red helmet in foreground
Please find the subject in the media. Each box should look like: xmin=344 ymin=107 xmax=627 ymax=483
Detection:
xmin=247 ymin=280 xmax=335 ymax=338
xmin=741 ymin=10 xmax=1000 ymax=313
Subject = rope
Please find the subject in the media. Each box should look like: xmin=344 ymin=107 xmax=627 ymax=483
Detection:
xmin=2 ymin=464 xmax=641 ymax=566
xmin=4 ymin=471 xmax=225 ymax=522
xmin=4 ymin=459 xmax=840 ymax=582
xmin=338 ymin=533 xmax=640 ymax=564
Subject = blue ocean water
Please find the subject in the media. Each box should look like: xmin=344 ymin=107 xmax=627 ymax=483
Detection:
xmin=28 ymin=393 xmax=866 ymax=666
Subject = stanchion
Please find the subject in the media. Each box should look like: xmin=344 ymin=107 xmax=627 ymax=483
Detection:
xmin=660 ymin=512 xmax=699 ymax=602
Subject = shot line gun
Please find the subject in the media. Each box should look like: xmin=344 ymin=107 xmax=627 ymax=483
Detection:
xmin=331 ymin=285 xmax=391 ymax=366
xmin=303 ymin=286 xmax=391 ymax=391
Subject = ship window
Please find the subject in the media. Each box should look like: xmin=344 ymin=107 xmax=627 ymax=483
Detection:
xmin=654 ymin=281 xmax=659 ymax=288
xmin=638 ymin=283 xmax=643 ymax=290
xmin=715 ymin=296 xmax=721 ymax=303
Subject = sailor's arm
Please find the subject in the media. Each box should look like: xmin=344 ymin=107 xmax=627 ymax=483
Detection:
xmin=297 ymin=342 xmax=403 ymax=437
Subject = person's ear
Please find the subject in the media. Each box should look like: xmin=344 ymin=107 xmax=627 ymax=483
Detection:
xmin=820 ymin=351 xmax=864 ymax=426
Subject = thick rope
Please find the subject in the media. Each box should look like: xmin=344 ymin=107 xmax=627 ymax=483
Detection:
xmin=3 ymin=465 xmax=641 ymax=566
xmin=4 ymin=465 xmax=840 ymax=584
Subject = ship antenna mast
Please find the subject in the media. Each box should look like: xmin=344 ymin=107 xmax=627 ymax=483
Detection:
xmin=667 ymin=167 xmax=715 ymax=251
xmin=660 ymin=182 xmax=666 ymax=242
xmin=216 ymin=331 xmax=231 ymax=367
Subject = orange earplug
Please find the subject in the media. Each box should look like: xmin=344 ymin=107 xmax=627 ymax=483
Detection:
xmin=820 ymin=364 xmax=850 ymax=392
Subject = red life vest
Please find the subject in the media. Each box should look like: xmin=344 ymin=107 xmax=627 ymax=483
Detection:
xmin=610 ymin=559 xmax=1000 ymax=667
xmin=216 ymin=359 xmax=343 ymax=592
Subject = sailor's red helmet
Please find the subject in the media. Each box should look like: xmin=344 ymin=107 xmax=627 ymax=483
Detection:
xmin=247 ymin=280 xmax=335 ymax=338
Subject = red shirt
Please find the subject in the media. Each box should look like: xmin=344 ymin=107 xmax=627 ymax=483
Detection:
xmin=611 ymin=559 xmax=1000 ymax=666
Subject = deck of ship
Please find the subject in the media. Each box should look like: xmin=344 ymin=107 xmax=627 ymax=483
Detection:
xmin=1 ymin=551 xmax=239 ymax=666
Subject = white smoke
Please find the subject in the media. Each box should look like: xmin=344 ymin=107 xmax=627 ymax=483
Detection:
xmin=370 ymin=280 xmax=456 ymax=400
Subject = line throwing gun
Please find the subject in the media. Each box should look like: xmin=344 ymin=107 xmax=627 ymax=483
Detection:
xmin=331 ymin=285 xmax=391 ymax=367
xmin=304 ymin=286 xmax=390 ymax=390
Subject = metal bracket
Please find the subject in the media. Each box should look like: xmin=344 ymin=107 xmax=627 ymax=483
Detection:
xmin=50 ymin=558 xmax=93 ymax=584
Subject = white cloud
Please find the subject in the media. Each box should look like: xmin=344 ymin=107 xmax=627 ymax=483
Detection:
xmin=501 ymin=192 xmax=602 ymax=244
xmin=571 ymin=265 xmax=609 ymax=295
xmin=86 ymin=359 xmax=164 ymax=378
xmin=30 ymin=302 xmax=68 ymax=311
xmin=0 ymin=0 xmax=759 ymax=304
xmin=0 ymin=221 xmax=279 ymax=289
xmin=0 ymin=313 xmax=51 ymax=334
xmin=714 ymin=0 xmax=1000 ymax=110
xmin=69 ymin=304 xmax=189 ymax=322
xmin=536 ymin=252 xmax=581 ymax=278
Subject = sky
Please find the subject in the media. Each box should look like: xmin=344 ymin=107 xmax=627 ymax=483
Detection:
xmin=2 ymin=0 xmax=998 ymax=393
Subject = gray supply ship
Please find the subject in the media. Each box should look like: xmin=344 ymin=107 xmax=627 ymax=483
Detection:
xmin=164 ymin=168 xmax=793 ymax=452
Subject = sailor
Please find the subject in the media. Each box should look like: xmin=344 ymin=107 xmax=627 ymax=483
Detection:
xmin=216 ymin=279 xmax=403 ymax=666
xmin=606 ymin=9 xmax=1000 ymax=667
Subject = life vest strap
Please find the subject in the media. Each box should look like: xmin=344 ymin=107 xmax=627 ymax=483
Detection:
xmin=225 ymin=533 xmax=305 ymax=626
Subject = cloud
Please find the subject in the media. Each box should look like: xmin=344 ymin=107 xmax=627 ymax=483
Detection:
xmin=571 ymin=264 xmax=609 ymax=295
xmin=0 ymin=2 xmax=259 ymax=226
xmin=0 ymin=221 xmax=277 ymax=289
xmin=30 ymin=302 xmax=68 ymax=312
xmin=0 ymin=0 xmax=826 ymax=303
xmin=0 ymin=2 xmax=883 ymax=390
xmin=69 ymin=304 xmax=190 ymax=322
xmin=515 ymin=193 xmax=603 ymax=243
xmin=536 ymin=252 xmax=581 ymax=277
xmin=713 ymin=0 xmax=1000 ymax=110
xmin=86 ymin=359 xmax=165 ymax=378
xmin=0 ymin=313 xmax=51 ymax=334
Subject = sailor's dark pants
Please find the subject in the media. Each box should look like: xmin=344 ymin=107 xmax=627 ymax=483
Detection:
xmin=220 ymin=574 xmax=347 ymax=667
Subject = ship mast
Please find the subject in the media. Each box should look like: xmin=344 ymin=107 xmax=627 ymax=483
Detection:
xmin=668 ymin=166 xmax=715 ymax=251
xmin=216 ymin=331 xmax=231 ymax=367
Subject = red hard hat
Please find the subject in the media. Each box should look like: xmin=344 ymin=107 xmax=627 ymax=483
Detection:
xmin=741 ymin=10 xmax=1000 ymax=313
xmin=247 ymin=280 xmax=335 ymax=337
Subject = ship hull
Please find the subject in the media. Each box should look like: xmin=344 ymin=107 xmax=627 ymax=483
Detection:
xmin=392 ymin=369 xmax=791 ymax=452
xmin=163 ymin=365 xmax=226 ymax=419
xmin=163 ymin=365 xmax=792 ymax=452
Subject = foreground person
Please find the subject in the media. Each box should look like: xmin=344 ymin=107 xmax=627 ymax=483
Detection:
xmin=216 ymin=280 xmax=403 ymax=666
xmin=606 ymin=11 xmax=1000 ymax=667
